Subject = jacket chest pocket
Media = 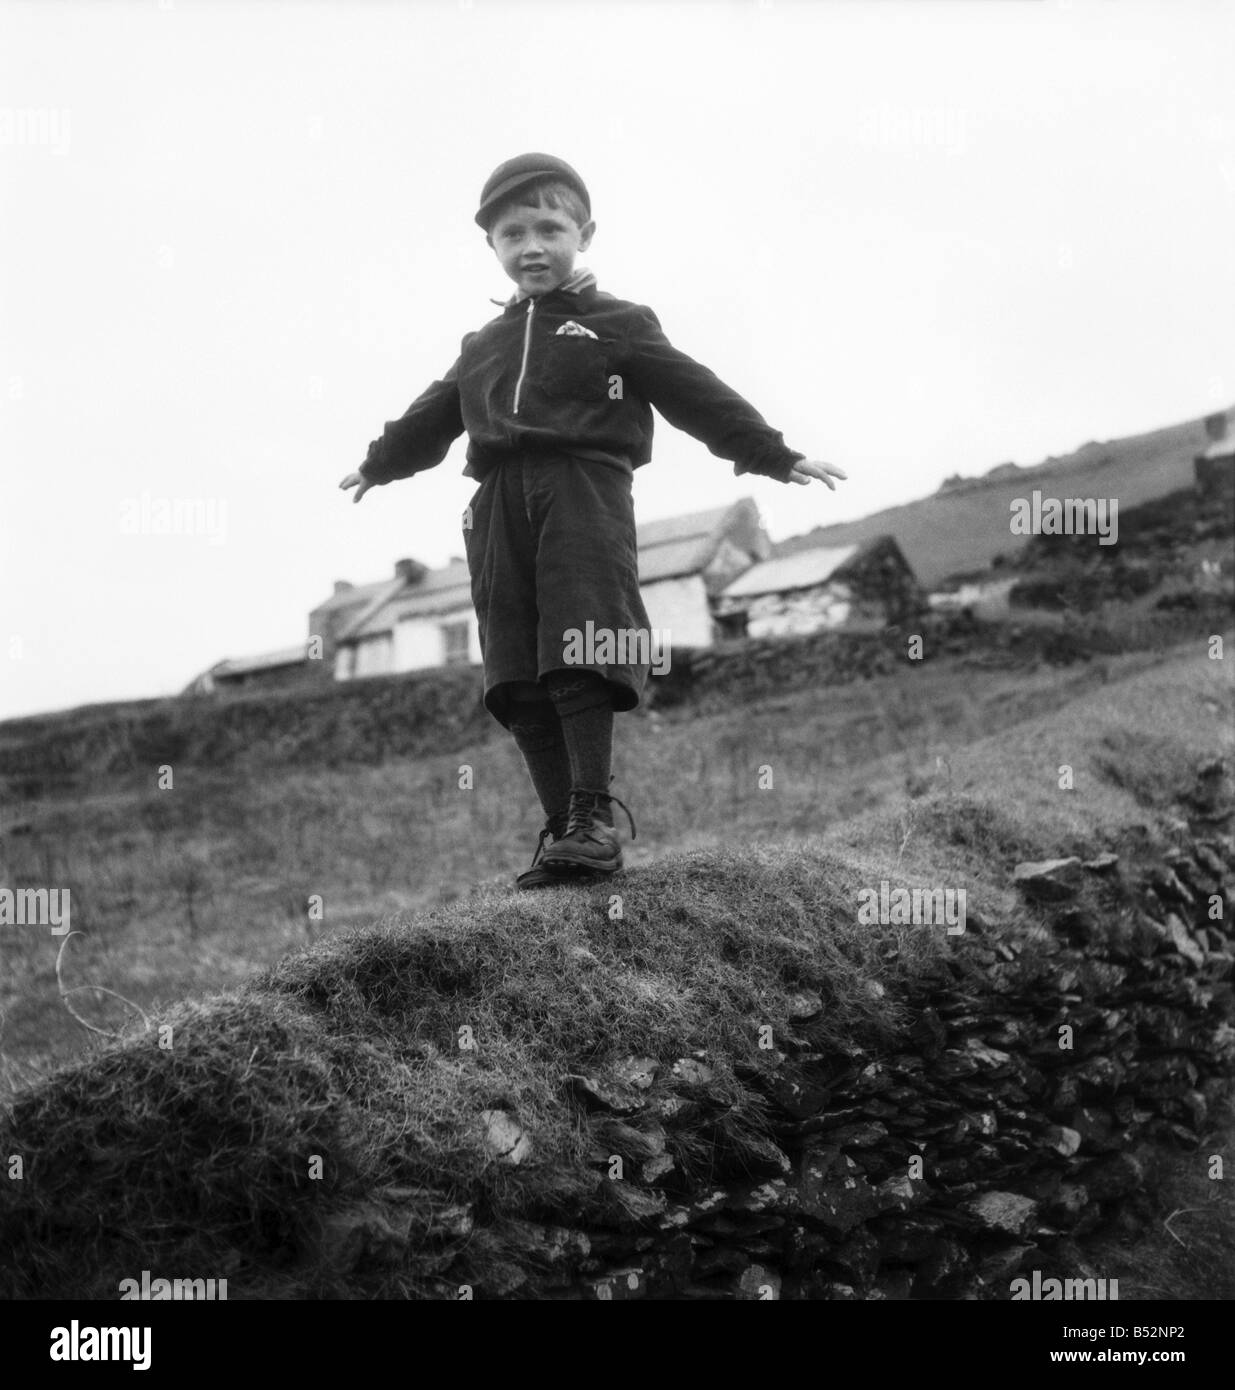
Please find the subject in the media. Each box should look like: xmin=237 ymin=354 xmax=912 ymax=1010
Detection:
xmin=537 ymin=335 xmax=611 ymax=403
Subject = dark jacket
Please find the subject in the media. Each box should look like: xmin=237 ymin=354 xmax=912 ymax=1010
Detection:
xmin=359 ymin=279 xmax=805 ymax=486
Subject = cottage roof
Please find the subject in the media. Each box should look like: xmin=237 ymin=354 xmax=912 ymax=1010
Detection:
xmin=211 ymin=645 xmax=308 ymax=678
xmin=311 ymin=578 xmax=393 ymax=614
xmin=636 ymin=503 xmax=734 ymax=550
xmin=636 ymin=500 xmax=761 ymax=583
xmin=720 ymin=545 xmax=861 ymax=599
xmin=331 ymin=578 xmax=409 ymax=643
xmin=343 ymin=561 xmax=473 ymax=640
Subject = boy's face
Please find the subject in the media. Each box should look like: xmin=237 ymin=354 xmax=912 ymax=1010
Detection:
xmin=487 ymin=194 xmax=595 ymax=297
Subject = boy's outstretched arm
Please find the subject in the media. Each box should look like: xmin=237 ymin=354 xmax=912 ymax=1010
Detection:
xmin=622 ymin=306 xmax=846 ymax=488
xmin=339 ymin=344 xmax=469 ymax=502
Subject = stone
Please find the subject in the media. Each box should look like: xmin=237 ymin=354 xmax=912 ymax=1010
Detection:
xmin=1044 ymin=1183 xmax=1090 ymax=1226
xmin=796 ymin=1144 xmax=881 ymax=1237
xmin=1082 ymin=1153 xmax=1144 ymax=1201
xmin=909 ymin=1008 xmax=948 ymax=1057
xmin=1043 ymin=1124 xmax=1082 ymax=1157
xmin=1082 ymin=853 xmax=1120 ymax=872
xmin=931 ymin=1156 xmax=976 ymax=1183
xmin=729 ymin=1178 xmax=796 ymax=1216
xmin=642 ymin=1153 xmax=676 ymax=1184
xmin=656 ymin=1203 xmax=693 ymax=1231
xmin=764 ymin=1068 xmax=834 ymax=1120
xmin=483 ymin=1260 xmax=529 ymax=1296
xmin=1131 ymin=914 xmax=1170 ymax=953
xmin=748 ymin=1134 xmax=794 ymax=1174
xmin=873 ymin=1173 xmax=920 ymax=1213
xmin=965 ymin=1039 xmax=1014 ymax=1069
xmin=597 ymin=1117 xmax=665 ymax=1156
xmin=958 ymin=1191 xmax=1039 ymax=1236
xmin=1195 ymin=844 xmax=1227 ymax=876
xmin=978 ymin=1243 xmax=1033 ymax=1283
xmin=825 ymin=1229 xmax=881 ymax=1282
xmin=1057 ymin=908 xmax=1104 ymax=947
xmin=1072 ymin=1055 xmax=1126 ymax=1092
xmin=1165 ymin=914 xmax=1206 ymax=969
xmin=480 ymin=1108 xmax=532 ymax=1164
xmin=672 ymin=1056 xmax=716 ymax=1086
xmin=919 ymin=1237 xmax=966 ymax=1283
xmin=824 ymin=1121 xmax=889 ymax=1148
xmin=504 ymin=1220 xmax=591 ymax=1266
xmin=1013 ymin=857 xmax=1084 ymax=901
xmin=651 ymin=1094 xmax=693 ymax=1123
xmin=736 ymin=1264 xmax=781 ymax=1300
xmin=564 ymin=1072 xmax=644 ymax=1115
xmin=318 ymin=1203 xmax=411 ymax=1272
xmin=1152 ymin=868 xmax=1195 ymax=907
xmin=1179 ymin=1090 xmax=1208 ymax=1128
xmin=693 ymin=1243 xmax=749 ymax=1277
xmin=875 ymin=1216 xmax=944 ymax=1262
xmin=936 ymin=1049 xmax=981 ymax=1080
xmin=612 ymin=1055 xmax=659 ymax=1090
xmin=872 ymin=1269 xmax=915 ymax=1300
xmin=786 ymin=990 xmax=824 ymax=1019
xmin=984 ymin=1018 xmax=1033 ymax=1047
xmin=591 ymin=1267 xmax=647 ymax=1300
xmin=1070 ymin=1107 xmax=1121 ymax=1153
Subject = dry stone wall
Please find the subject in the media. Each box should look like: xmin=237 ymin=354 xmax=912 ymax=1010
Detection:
xmin=314 ymin=822 xmax=1233 ymax=1300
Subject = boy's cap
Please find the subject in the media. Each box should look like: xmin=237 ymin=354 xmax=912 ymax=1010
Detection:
xmin=475 ymin=153 xmax=591 ymax=230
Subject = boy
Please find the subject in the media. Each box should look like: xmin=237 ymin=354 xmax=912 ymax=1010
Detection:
xmin=340 ymin=153 xmax=845 ymax=891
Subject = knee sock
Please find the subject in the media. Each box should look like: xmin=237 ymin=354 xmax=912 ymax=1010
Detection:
xmin=545 ymin=671 xmax=615 ymax=827
xmin=507 ymin=687 xmax=573 ymax=831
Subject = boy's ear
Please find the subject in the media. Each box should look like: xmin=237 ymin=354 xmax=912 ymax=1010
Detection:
xmin=578 ymin=219 xmax=596 ymax=251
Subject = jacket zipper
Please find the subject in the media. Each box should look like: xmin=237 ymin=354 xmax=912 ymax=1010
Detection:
xmin=512 ymin=297 xmax=536 ymax=416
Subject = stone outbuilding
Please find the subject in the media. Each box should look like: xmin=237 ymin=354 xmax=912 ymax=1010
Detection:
xmin=714 ymin=534 xmax=923 ymax=638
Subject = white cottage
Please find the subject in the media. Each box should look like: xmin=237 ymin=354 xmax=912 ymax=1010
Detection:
xmin=328 ymin=559 xmax=479 ymax=681
xmin=320 ymin=498 xmax=772 ymax=681
xmin=636 ymin=499 xmax=771 ymax=648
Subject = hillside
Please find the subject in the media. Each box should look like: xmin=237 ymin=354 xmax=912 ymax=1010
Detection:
xmin=775 ymin=407 xmax=1230 ymax=587
xmin=0 ymin=651 xmax=1231 ymax=1300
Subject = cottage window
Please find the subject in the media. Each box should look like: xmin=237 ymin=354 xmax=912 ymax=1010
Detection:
xmin=441 ymin=621 xmax=470 ymax=666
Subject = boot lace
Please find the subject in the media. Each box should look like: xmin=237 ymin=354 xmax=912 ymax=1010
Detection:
xmin=563 ymin=787 xmax=637 ymax=841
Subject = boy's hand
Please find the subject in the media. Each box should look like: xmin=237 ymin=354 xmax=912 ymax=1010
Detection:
xmin=789 ymin=459 xmax=848 ymax=490
xmin=339 ymin=470 xmax=375 ymax=504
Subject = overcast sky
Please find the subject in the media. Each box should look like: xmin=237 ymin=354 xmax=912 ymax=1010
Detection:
xmin=2 ymin=0 xmax=1232 ymax=721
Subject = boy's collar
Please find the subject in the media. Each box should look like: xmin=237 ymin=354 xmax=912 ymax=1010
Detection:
xmin=492 ymin=265 xmax=597 ymax=308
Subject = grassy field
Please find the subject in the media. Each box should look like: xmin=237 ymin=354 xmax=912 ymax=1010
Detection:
xmin=0 ymin=643 xmax=1189 ymax=1098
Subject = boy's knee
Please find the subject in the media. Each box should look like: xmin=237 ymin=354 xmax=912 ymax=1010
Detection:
xmin=544 ymin=669 xmax=613 ymax=717
xmin=508 ymin=679 xmax=549 ymax=705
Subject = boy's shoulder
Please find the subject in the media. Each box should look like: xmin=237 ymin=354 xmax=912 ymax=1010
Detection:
xmin=566 ymin=286 xmax=664 ymax=323
xmin=470 ymin=287 xmax=658 ymax=338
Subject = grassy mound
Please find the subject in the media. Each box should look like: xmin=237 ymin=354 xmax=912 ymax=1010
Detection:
xmin=1 ymin=843 xmax=966 ymax=1298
